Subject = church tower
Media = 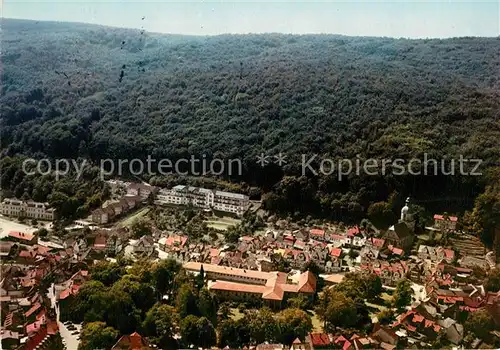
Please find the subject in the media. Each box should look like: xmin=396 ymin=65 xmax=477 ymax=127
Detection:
xmin=400 ymin=197 xmax=415 ymax=232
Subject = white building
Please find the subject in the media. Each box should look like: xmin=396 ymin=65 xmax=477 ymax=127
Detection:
xmin=0 ymin=198 xmax=55 ymax=220
xmin=156 ymin=185 xmax=249 ymax=216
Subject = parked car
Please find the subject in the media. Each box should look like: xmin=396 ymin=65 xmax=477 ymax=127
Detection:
xmin=71 ymin=330 xmax=79 ymax=335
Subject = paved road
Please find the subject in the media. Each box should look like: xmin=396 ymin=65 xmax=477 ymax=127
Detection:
xmin=48 ymin=283 xmax=81 ymax=350
xmin=0 ymin=215 xmax=37 ymax=238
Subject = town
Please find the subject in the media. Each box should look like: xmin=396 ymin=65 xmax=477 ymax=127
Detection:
xmin=0 ymin=179 xmax=498 ymax=350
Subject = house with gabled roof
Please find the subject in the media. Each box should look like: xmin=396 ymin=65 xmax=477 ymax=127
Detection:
xmin=0 ymin=242 xmax=15 ymax=260
xmin=372 ymin=323 xmax=399 ymax=346
xmin=126 ymin=183 xmax=157 ymax=201
xmin=8 ymin=231 xmax=37 ymax=245
xmin=309 ymin=228 xmax=326 ymax=242
xmin=360 ymin=246 xmax=380 ymax=263
xmin=383 ymin=222 xmax=414 ymax=251
xmin=391 ymin=309 xmax=442 ymax=341
xmin=327 ymin=233 xmax=347 ymax=246
xmin=130 ymin=235 xmax=155 ymax=256
xmin=112 ymin=331 xmax=153 ymax=349
xmin=305 ymin=332 xmax=332 ymax=349
xmin=91 ymin=208 xmax=109 ymax=225
xmin=0 ymin=329 xmax=20 ymax=349
xmin=433 ymin=214 xmax=458 ymax=231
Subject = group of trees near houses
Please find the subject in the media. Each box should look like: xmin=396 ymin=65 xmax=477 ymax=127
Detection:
xmin=0 ymin=156 xmax=109 ymax=221
xmin=60 ymin=259 xmax=498 ymax=349
xmin=66 ymin=258 xmax=315 ymax=349
xmin=1 ymin=19 xmax=499 ymax=249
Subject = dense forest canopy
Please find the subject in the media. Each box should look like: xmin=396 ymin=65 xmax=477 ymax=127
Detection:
xmin=1 ymin=19 xmax=499 ymax=239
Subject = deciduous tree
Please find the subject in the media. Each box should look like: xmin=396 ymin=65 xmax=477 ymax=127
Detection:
xmin=78 ymin=322 xmax=118 ymax=350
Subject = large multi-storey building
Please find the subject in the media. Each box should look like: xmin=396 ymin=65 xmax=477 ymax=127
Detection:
xmin=0 ymin=198 xmax=55 ymax=221
xmin=156 ymin=185 xmax=249 ymax=216
xmin=183 ymin=262 xmax=316 ymax=308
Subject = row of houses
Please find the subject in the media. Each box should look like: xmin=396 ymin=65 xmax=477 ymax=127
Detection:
xmin=91 ymin=182 xmax=157 ymax=224
xmin=0 ymin=236 xmax=156 ymax=350
xmin=0 ymin=250 xmax=67 ymax=350
xmin=91 ymin=195 xmax=142 ymax=224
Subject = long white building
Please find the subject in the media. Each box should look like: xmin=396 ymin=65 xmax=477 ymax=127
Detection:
xmin=0 ymin=198 xmax=55 ymax=221
xmin=156 ymin=185 xmax=249 ymax=216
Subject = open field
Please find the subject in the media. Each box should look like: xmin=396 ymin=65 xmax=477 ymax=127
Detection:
xmin=229 ymin=308 xmax=245 ymax=321
xmin=0 ymin=216 xmax=37 ymax=237
xmin=205 ymin=216 xmax=241 ymax=231
xmin=310 ymin=311 xmax=323 ymax=332
xmin=366 ymin=300 xmax=389 ymax=320
xmin=381 ymin=292 xmax=393 ymax=301
xmin=116 ymin=207 xmax=150 ymax=228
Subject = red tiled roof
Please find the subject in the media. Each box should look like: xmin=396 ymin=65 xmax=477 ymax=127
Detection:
xmin=33 ymin=245 xmax=51 ymax=255
xmin=26 ymin=320 xmax=44 ymax=334
xmin=367 ymin=238 xmax=385 ymax=247
xmin=262 ymin=285 xmax=284 ymax=301
xmin=210 ymin=248 xmax=220 ymax=257
xmin=412 ymin=314 xmax=424 ymax=323
xmin=47 ymin=320 xmax=59 ymax=335
xmin=93 ymin=233 xmax=107 ymax=248
xmin=310 ymin=333 xmax=331 ymax=346
xmin=335 ymin=335 xmax=348 ymax=344
xmin=130 ymin=332 xmax=147 ymax=349
xmin=460 ymin=306 xmax=480 ymax=312
xmin=329 ymin=234 xmax=345 ymax=241
xmin=210 ymin=281 xmax=266 ymax=294
xmin=434 ymin=215 xmax=458 ymax=222
xmin=0 ymin=330 xmax=19 ymax=340
xmin=165 ymin=235 xmax=188 ymax=247
xmin=405 ymin=324 xmax=417 ymax=332
xmin=112 ymin=331 xmax=149 ymax=350
xmin=310 ymin=229 xmax=325 ymax=237
xmin=347 ymin=226 xmax=360 ymax=236
xmin=297 ymin=271 xmax=316 ymax=293
xmin=36 ymin=309 xmax=46 ymax=321
xmin=8 ymin=231 xmax=35 ymax=241
xmin=25 ymin=303 xmax=41 ymax=318
xmin=443 ymin=249 xmax=455 ymax=259
xmin=59 ymin=284 xmax=80 ymax=300
xmin=3 ymin=312 xmax=13 ymax=328
xmin=388 ymin=245 xmax=404 ymax=255
xmin=294 ymin=240 xmax=305 ymax=248
xmin=330 ymin=248 xmax=342 ymax=257
xmin=19 ymin=250 xmax=36 ymax=258
xmin=343 ymin=340 xmax=352 ymax=350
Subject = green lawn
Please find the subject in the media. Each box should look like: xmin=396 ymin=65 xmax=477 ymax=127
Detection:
xmin=309 ymin=311 xmax=323 ymax=332
xmin=116 ymin=207 xmax=150 ymax=228
xmin=205 ymin=216 xmax=241 ymax=231
xmin=229 ymin=308 xmax=245 ymax=321
xmin=365 ymin=301 xmax=388 ymax=312
xmin=381 ymin=292 xmax=393 ymax=301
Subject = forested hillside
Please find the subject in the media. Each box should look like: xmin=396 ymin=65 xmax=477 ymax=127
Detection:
xmin=1 ymin=19 xmax=499 ymax=243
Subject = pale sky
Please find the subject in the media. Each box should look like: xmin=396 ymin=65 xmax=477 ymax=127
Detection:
xmin=2 ymin=1 xmax=499 ymax=38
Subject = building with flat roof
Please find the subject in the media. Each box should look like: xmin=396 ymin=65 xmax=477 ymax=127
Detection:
xmin=156 ymin=185 xmax=249 ymax=216
xmin=183 ymin=262 xmax=316 ymax=308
